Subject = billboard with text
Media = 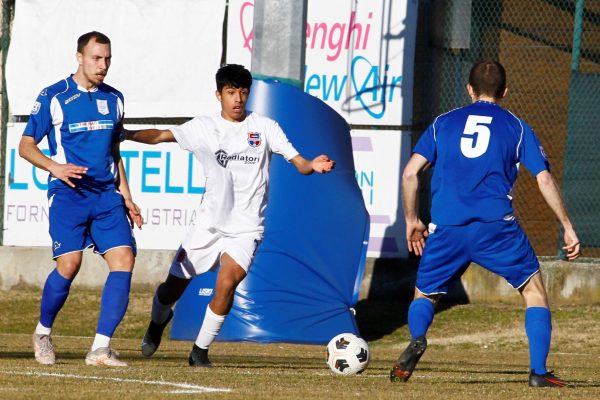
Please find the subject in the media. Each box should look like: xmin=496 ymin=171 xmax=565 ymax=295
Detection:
xmin=227 ymin=0 xmax=418 ymax=126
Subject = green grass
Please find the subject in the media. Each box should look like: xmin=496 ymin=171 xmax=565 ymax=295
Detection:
xmin=1 ymin=287 xmax=599 ymax=399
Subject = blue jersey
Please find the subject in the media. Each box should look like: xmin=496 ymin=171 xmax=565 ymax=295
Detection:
xmin=23 ymin=75 xmax=124 ymax=191
xmin=414 ymin=100 xmax=549 ymax=225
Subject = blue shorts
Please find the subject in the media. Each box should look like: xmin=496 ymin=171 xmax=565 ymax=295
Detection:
xmin=48 ymin=187 xmax=136 ymax=259
xmin=416 ymin=218 xmax=539 ymax=295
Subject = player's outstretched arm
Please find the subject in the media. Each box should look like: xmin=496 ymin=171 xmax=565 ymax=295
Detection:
xmin=402 ymin=153 xmax=429 ymax=256
xmin=290 ymin=154 xmax=335 ymax=175
xmin=123 ymin=128 xmax=176 ymax=144
xmin=18 ymin=135 xmax=88 ymax=188
xmin=536 ymin=170 xmax=580 ymax=260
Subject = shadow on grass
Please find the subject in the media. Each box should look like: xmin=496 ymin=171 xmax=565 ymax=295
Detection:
xmin=0 ymin=351 xmax=89 ymax=360
xmin=355 ymin=257 xmax=470 ymax=342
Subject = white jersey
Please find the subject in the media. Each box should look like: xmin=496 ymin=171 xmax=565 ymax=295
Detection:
xmin=171 ymin=111 xmax=299 ymax=242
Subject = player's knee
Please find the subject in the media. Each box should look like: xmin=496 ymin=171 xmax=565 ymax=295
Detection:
xmin=119 ymin=251 xmax=135 ymax=270
xmin=522 ymin=289 xmax=549 ymax=308
xmin=104 ymin=247 xmax=135 ymax=272
xmin=157 ymin=283 xmax=178 ymax=305
xmin=218 ymin=276 xmax=238 ymax=293
xmin=519 ymin=277 xmax=549 ymax=307
xmin=56 ymin=259 xmax=82 ymax=279
xmin=414 ymin=289 xmax=439 ymax=304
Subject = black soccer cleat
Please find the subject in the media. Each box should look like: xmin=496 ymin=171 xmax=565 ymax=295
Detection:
xmin=141 ymin=310 xmax=173 ymax=357
xmin=189 ymin=344 xmax=213 ymax=368
xmin=529 ymin=370 xmax=568 ymax=388
xmin=390 ymin=336 xmax=427 ymax=382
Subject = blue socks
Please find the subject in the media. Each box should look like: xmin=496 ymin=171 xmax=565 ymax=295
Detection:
xmin=525 ymin=306 xmax=552 ymax=375
xmin=408 ymin=298 xmax=435 ymax=339
xmin=96 ymin=271 xmax=132 ymax=337
xmin=406 ymin=300 xmax=551 ymax=374
xmin=39 ymin=269 xmax=73 ymax=328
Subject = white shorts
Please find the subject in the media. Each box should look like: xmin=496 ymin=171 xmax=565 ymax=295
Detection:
xmin=169 ymin=229 xmax=262 ymax=279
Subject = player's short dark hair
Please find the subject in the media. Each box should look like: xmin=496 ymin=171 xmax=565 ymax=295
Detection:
xmin=468 ymin=60 xmax=506 ymax=99
xmin=77 ymin=31 xmax=111 ymax=53
xmin=216 ymin=64 xmax=252 ymax=92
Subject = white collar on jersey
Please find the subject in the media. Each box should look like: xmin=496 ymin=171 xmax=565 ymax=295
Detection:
xmin=77 ymin=85 xmax=99 ymax=93
xmin=475 ymin=99 xmax=498 ymax=106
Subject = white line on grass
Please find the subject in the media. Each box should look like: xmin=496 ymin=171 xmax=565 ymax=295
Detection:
xmin=0 ymin=370 xmax=231 ymax=395
xmin=0 ymin=333 xmax=94 ymax=339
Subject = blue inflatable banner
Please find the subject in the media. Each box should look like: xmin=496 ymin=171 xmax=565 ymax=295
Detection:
xmin=170 ymin=79 xmax=369 ymax=344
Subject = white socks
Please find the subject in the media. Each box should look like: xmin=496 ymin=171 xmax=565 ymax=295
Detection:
xmin=151 ymin=294 xmax=174 ymax=324
xmin=35 ymin=322 xmax=51 ymax=336
xmin=36 ymin=316 xmax=110 ymax=351
xmin=194 ymin=305 xmax=226 ymax=349
xmin=91 ymin=334 xmax=111 ymax=351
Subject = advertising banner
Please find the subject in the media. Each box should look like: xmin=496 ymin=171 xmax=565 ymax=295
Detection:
xmin=226 ymin=0 xmax=418 ymax=126
xmin=4 ymin=0 xmax=417 ymax=257
xmin=351 ymin=129 xmax=412 ymax=257
xmin=4 ymin=124 xmax=410 ymax=257
xmin=3 ymin=123 xmax=205 ymax=250
xmin=6 ymin=0 xmax=224 ymax=118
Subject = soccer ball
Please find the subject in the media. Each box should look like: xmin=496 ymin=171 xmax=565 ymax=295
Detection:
xmin=326 ymin=333 xmax=370 ymax=375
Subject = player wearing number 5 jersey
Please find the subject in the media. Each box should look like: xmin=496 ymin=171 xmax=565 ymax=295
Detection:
xmin=390 ymin=60 xmax=580 ymax=387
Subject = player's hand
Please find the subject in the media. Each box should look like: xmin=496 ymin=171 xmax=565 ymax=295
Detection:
xmin=562 ymin=229 xmax=580 ymax=260
xmin=124 ymin=198 xmax=144 ymax=229
xmin=406 ymin=219 xmax=428 ymax=256
xmin=311 ymin=154 xmax=335 ymax=173
xmin=48 ymin=163 xmax=88 ymax=188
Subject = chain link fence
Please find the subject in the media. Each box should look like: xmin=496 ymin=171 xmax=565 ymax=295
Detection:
xmin=413 ymin=0 xmax=600 ymax=257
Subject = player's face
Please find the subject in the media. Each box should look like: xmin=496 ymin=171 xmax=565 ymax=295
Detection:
xmin=76 ymin=39 xmax=112 ymax=88
xmin=216 ymin=85 xmax=249 ymax=122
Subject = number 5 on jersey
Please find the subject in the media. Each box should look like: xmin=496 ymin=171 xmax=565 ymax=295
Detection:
xmin=461 ymin=115 xmax=493 ymax=158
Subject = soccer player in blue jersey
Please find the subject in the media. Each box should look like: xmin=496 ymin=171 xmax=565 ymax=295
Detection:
xmin=390 ymin=60 xmax=580 ymax=387
xmin=19 ymin=31 xmax=143 ymax=367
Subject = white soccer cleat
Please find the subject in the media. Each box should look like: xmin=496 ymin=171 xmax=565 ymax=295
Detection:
xmin=33 ymin=333 xmax=56 ymax=365
xmin=85 ymin=347 xmax=128 ymax=367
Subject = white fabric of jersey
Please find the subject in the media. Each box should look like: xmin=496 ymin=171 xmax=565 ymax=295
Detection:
xmin=171 ymin=111 xmax=299 ymax=254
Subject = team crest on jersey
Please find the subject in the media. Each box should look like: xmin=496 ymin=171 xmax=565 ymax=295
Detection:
xmin=31 ymin=101 xmax=41 ymax=115
xmin=96 ymin=99 xmax=109 ymax=115
xmin=247 ymin=132 xmax=261 ymax=147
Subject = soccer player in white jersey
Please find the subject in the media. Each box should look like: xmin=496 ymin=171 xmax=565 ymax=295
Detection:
xmin=390 ymin=60 xmax=580 ymax=387
xmin=20 ymin=31 xmax=143 ymax=367
xmin=125 ymin=64 xmax=334 ymax=366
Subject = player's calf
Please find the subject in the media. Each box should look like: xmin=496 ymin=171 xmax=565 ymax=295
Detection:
xmin=141 ymin=309 xmax=173 ymax=357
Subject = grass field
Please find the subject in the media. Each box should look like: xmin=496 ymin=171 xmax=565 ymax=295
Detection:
xmin=1 ymin=287 xmax=599 ymax=399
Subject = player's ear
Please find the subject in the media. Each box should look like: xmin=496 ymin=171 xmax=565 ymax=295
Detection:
xmin=215 ymin=89 xmax=222 ymax=102
xmin=466 ymin=84 xmax=476 ymax=100
xmin=76 ymin=52 xmax=83 ymax=66
xmin=501 ymin=87 xmax=508 ymax=99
